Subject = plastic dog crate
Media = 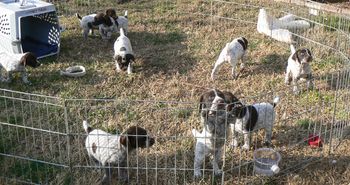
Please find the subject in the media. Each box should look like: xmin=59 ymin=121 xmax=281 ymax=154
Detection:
xmin=0 ymin=0 xmax=60 ymax=58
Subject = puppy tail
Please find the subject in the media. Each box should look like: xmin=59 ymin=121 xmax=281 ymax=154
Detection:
xmin=290 ymin=44 xmax=296 ymax=54
xmin=192 ymin=129 xmax=201 ymax=137
xmin=272 ymin=96 xmax=280 ymax=108
xmin=120 ymin=27 xmax=125 ymax=36
xmin=83 ymin=120 xmax=93 ymax=134
xmin=76 ymin=13 xmax=82 ymax=20
xmin=124 ymin=10 xmax=128 ymax=19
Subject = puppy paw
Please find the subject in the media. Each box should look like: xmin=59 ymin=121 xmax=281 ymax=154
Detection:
xmin=242 ymin=144 xmax=250 ymax=150
xmin=264 ymin=140 xmax=272 ymax=146
xmin=230 ymin=140 xmax=238 ymax=148
xmin=214 ymin=169 xmax=222 ymax=176
xmin=194 ymin=170 xmax=202 ymax=179
xmin=210 ymin=74 xmax=216 ymax=81
xmin=293 ymin=89 xmax=300 ymax=95
xmin=231 ymin=73 xmax=237 ymax=79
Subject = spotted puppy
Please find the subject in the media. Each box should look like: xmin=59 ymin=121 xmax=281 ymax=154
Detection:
xmin=113 ymin=27 xmax=134 ymax=74
xmin=285 ymin=44 xmax=313 ymax=94
xmin=0 ymin=52 xmax=40 ymax=84
xmin=211 ymin=37 xmax=248 ymax=80
xmin=230 ymin=97 xmax=280 ymax=150
xmin=194 ymin=89 xmax=240 ymax=178
xmin=112 ymin=10 xmax=128 ymax=35
xmin=83 ymin=121 xmax=155 ymax=184
xmin=76 ymin=12 xmax=114 ymax=40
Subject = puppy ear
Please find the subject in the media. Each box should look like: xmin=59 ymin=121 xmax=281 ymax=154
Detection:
xmin=237 ymin=38 xmax=247 ymax=50
xmin=120 ymin=135 xmax=128 ymax=146
xmin=199 ymin=94 xmax=205 ymax=114
xmin=232 ymin=104 xmax=246 ymax=118
xmin=305 ymin=49 xmax=312 ymax=62
xmin=226 ymin=103 xmax=233 ymax=112
xmin=242 ymin=37 xmax=248 ymax=49
xmin=94 ymin=13 xmax=105 ymax=25
xmin=291 ymin=50 xmax=300 ymax=63
xmin=104 ymin=15 xmax=113 ymax=27
xmin=115 ymin=55 xmax=123 ymax=63
xmin=126 ymin=54 xmax=135 ymax=62
xmin=19 ymin=54 xmax=27 ymax=67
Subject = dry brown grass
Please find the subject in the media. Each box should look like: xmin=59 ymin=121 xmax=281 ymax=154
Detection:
xmin=0 ymin=0 xmax=349 ymax=184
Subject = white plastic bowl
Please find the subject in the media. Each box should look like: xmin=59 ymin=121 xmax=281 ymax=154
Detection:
xmin=253 ymin=148 xmax=281 ymax=176
xmin=60 ymin=66 xmax=86 ymax=77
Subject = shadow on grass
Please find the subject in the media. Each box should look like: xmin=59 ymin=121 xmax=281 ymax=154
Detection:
xmin=243 ymin=53 xmax=288 ymax=78
xmin=127 ymin=31 xmax=196 ymax=77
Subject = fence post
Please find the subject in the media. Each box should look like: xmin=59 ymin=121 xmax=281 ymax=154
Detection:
xmin=329 ymin=71 xmax=340 ymax=154
xmin=63 ymin=99 xmax=73 ymax=182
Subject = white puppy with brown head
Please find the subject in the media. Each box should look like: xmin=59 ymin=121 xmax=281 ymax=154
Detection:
xmin=211 ymin=37 xmax=248 ymax=80
xmin=83 ymin=121 xmax=155 ymax=184
xmin=113 ymin=28 xmax=135 ymax=74
xmin=285 ymin=45 xmax=313 ymax=94
xmin=0 ymin=52 xmax=40 ymax=84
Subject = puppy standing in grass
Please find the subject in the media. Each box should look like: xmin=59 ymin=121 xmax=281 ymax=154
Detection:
xmin=114 ymin=28 xmax=135 ymax=74
xmin=112 ymin=10 xmax=129 ymax=35
xmin=229 ymin=97 xmax=280 ymax=150
xmin=211 ymin=37 xmax=248 ymax=80
xmin=76 ymin=12 xmax=114 ymax=40
xmin=193 ymin=89 xmax=241 ymax=178
xmin=285 ymin=44 xmax=313 ymax=94
xmin=0 ymin=52 xmax=40 ymax=84
xmin=83 ymin=121 xmax=155 ymax=184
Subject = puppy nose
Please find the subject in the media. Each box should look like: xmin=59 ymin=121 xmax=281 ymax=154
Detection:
xmin=149 ymin=137 xmax=155 ymax=146
xmin=208 ymin=110 xmax=215 ymax=116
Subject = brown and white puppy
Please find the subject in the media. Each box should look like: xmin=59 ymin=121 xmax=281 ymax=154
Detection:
xmin=76 ymin=12 xmax=114 ymax=39
xmin=83 ymin=121 xmax=155 ymax=184
xmin=211 ymin=37 xmax=248 ymax=80
xmin=113 ymin=28 xmax=134 ymax=74
xmin=0 ymin=52 xmax=40 ymax=84
xmin=194 ymin=89 xmax=241 ymax=178
xmin=285 ymin=44 xmax=313 ymax=94
xmin=229 ymin=97 xmax=279 ymax=150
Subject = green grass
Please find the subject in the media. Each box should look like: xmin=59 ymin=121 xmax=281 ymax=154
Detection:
xmin=9 ymin=160 xmax=58 ymax=184
xmin=311 ymin=14 xmax=350 ymax=32
xmin=297 ymin=119 xmax=315 ymax=130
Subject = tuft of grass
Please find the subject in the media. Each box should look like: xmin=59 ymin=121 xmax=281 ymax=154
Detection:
xmin=297 ymin=119 xmax=315 ymax=130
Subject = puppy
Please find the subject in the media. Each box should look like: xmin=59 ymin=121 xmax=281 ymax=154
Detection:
xmin=0 ymin=52 xmax=40 ymax=84
xmin=106 ymin=8 xmax=117 ymax=19
xmin=211 ymin=37 xmax=248 ymax=80
xmin=229 ymin=97 xmax=280 ymax=150
xmin=194 ymin=89 xmax=241 ymax=178
xmin=285 ymin=44 xmax=313 ymax=94
xmin=83 ymin=121 xmax=155 ymax=184
xmin=113 ymin=10 xmax=128 ymax=35
xmin=76 ymin=12 xmax=114 ymax=40
xmin=113 ymin=27 xmax=135 ymax=74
